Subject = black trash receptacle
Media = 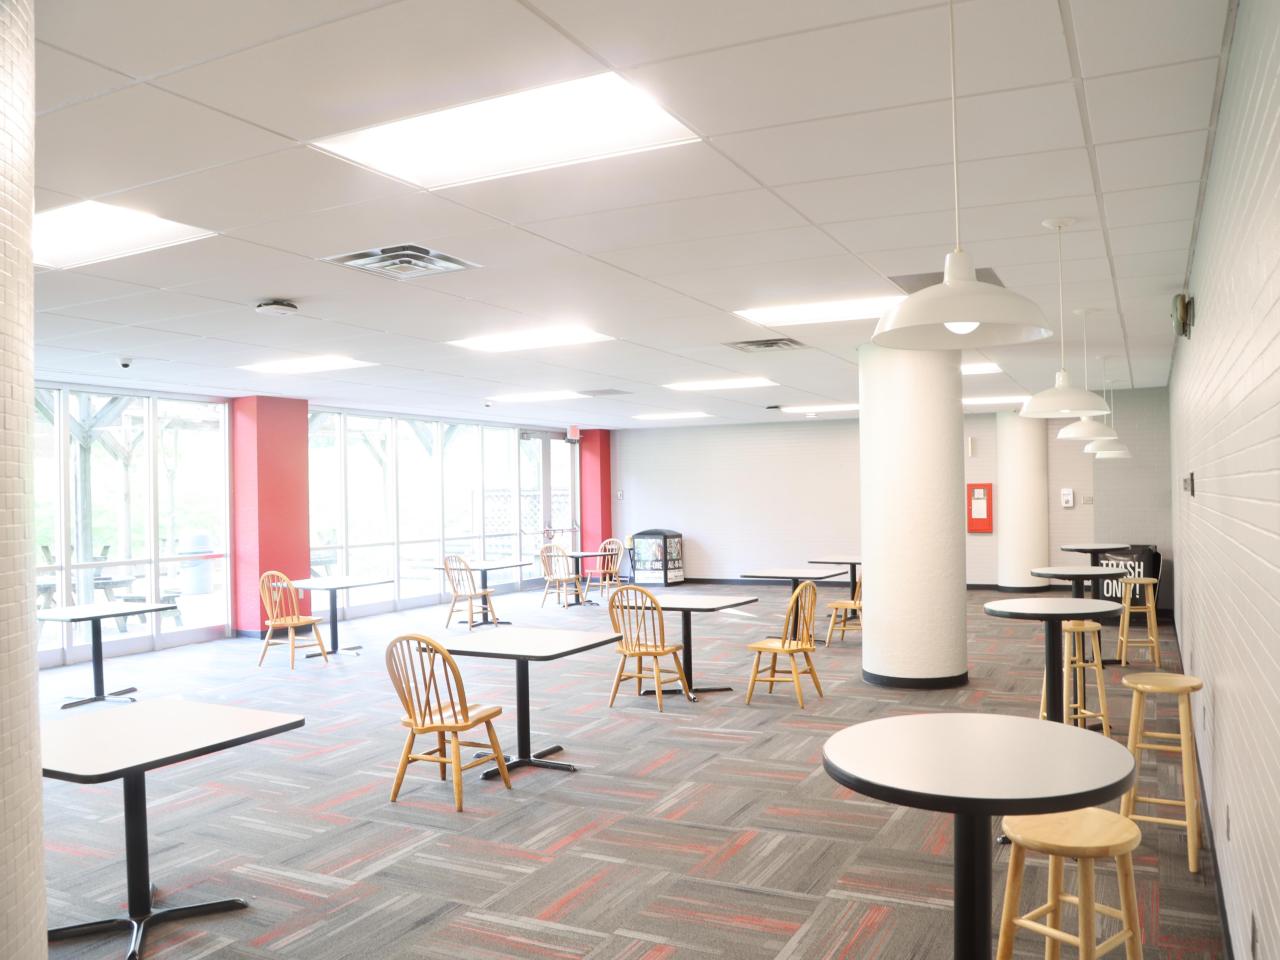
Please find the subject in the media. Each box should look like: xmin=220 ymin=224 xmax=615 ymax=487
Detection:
xmin=1100 ymin=545 xmax=1162 ymax=604
xmin=632 ymin=529 xmax=685 ymax=586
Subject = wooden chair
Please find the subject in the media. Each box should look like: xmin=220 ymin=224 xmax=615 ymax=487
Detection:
xmin=1121 ymin=671 xmax=1204 ymax=872
xmin=257 ymin=570 xmax=327 ymax=669
xmin=539 ymin=543 xmax=582 ymax=607
xmin=996 ymin=807 xmax=1143 ymax=960
xmin=385 ymin=634 xmax=511 ymax=811
xmin=443 ymin=555 xmax=495 ymax=630
xmin=607 ymin=586 xmax=692 ymax=712
xmin=745 ymin=581 xmax=823 ymax=708
xmin=585 ymin=538 xmax=624 ymax=598
xmin=1117 ymin=576 xmax=1160 ymax=667
xmin=825 ymin=579 xmax=862 ymax=645
xmin=1039 ymin=620 xmax=1111 ymax=735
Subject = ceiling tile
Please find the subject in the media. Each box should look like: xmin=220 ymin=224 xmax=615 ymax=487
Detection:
xmin=1118 ymin=275 xmax=1185 ymax=298
xmin=108 ymin=147 xmax=415 ymax=232
xmin=154 ymin=1 xmax=602 ymax=140
xmin=35 ymin=187 xmax=80 ymax=211
xmin=435 ymin=142 xmax=755 ymax=224
xmin=145 ymin=305 xmax=369 ymax=348
xmin=598 ymin=226 xmax=845 ymax=278
xmin=1069 ymin=0 xmax=1229 ymax=77
xmin=51 ymin=290 xmax=231 ymax=325
xmin=656 ymin=254 xmax=899 ymax=311
xmin=1113 ymin=249 xmax=1190 ymax=279
xmin=35 ymin=313 xmax=117 ymax=343
xmin=47 ymin=323 xmax=200 ymax=354
xmin=1095 ymin=130 xmax=1209 ymax=192
xmin=1085 ymin=59 xmax=1219 ymax=144
xmin=35 ymin=85 xmax=291 ymax=198
xmin=35 ymin=42 xmax=132 ymax=113
xmin=1107 ymin=220 xmax=1195 ymax=256
xmin=35 ymin=271 xmax=152 ymax=311
xmin=1103 ymin=182 xmax=1202 ymax=228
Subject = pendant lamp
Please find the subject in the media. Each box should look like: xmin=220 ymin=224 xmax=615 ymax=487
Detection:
xmin=1095 ymin=447 xmax=1132 ymax=460
xmin=870 ymin=0 xmax=1051 ymax=350
xmin=1084 ymin=383 xmax=1128 ymax=455
xmin=1020 ymin=219 xmax=1111 ymax=418
xmin=1057 ymin=308 xmax=1118 ymax=440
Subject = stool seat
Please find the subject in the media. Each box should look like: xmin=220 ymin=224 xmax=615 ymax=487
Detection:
xmin=1122 ymin=671 xmax=1203 ymax=695
xmin=826 ymin=599 xmax=860 ymax=610
xmin=1003 ymin=808 xmax=1141 ymax=859
xmin=1062 ymin=619 xmax=1101 ymax=631
xmin=1122 ymin=576 xmax=1158 ymax=585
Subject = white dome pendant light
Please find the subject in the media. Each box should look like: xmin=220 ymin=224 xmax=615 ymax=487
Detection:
xmin=1057 ymin=308 xmax=1118 ymax=440
xmin=1020 ymin=219 xmax=1111 ymax=418
xmin=1084 ymin=383 xmax=1129 ymax=456
xmin=871 ymin=0 xmax=1051 ymax=350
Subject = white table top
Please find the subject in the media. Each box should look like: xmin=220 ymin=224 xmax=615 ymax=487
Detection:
xmin=823 ymin=713 xmax=1134 ymax=815
xmin=741 ymin=567 xmax=843 ymax=581
xmin=644 ymin=592 xmax=758 ymax=613
xmin=985 ymin=597 xmax=1122 ymax=621
xmin=36 ymin=601 xmax=178 ymax=623
xmin=1030 ymin=565 xmax=1128 ymax=579
xmin=433 ymin=560 xmax=531 ymax=572
xmin=1061 ymin=543 xmax=1129 ymax=552
xmin=43 ymin=700 xmax=304 ymax=784
xmin=568 ymin=550 xmax=608 ymax=559
xmin=445 ymin=627 xmax=621 ymax=662
xmin=293 ymin=575 xmax=394 ymax=591
xmin=809 ymin=555 xmax=861 ymax=565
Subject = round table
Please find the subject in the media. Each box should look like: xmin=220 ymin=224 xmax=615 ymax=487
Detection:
xmin=824 ymin=713 xmax=1135 ymax=960
xmin=984 ymin=598 xmax=1121 ymax=723
xmin=1030 ymin=565 xmax=1127 ymax=599
xmin=1060 ymin=544 xmax=1129 ymax=598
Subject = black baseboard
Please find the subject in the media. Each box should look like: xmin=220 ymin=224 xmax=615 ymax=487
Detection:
xmin=236 ymin=626 xmax=314 ymax=640
xmin=862 ymin=669 xmax=969 ymax=689
xmin=990 ymin=584 xmax=1054 ymax=593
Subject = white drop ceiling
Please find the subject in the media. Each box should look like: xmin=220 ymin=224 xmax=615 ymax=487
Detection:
xmin=33 ymin=0 xmax=1232 ymax=427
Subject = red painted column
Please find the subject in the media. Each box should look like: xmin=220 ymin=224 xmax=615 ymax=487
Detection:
xmin=578 ymin=429 xmax=612 ymax=550
xmin=231 ymin=396 xmax=311 ymax=635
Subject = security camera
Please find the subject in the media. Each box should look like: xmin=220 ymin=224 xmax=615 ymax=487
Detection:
xmin=482 ymin=401 xmax=493 ymax=408
xmin=119 ymin=357 xmax=133 ymax=369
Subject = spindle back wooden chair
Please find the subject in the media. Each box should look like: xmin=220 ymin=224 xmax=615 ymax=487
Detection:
xmin=443 ymin=555 xmax=496 ymax=630
xmin=607 ymin=585 xmax=691 ymax=712
xmin=257 ymin=570 xmax=327 ymax=669
xmin=745 ymin=580 xmax=823 ymax=708
xmin=539 ymin=543 xmax=583 ymax=607
xmin=586 ymin=538 xmax=624 ymax=598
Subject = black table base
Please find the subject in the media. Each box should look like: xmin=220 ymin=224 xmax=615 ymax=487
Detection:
xmin=63 ymin=620 xmax=137 ymax=710
xmin=307 ymin=590 xmax=361 ymax=657
xmin=480 ymin=660 xmax=576 ymax=779
xmin=643 ymin=610 xmax=729 ymax=700
xmin=567 ymin=557 xmax=598 ymax=607
xmin=952 ymin=813 xmax=993 ymax=960
xmin=49 ymin=772 xmax=248 ymax=959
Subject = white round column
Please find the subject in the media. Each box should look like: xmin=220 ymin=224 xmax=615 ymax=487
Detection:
xmin=858 ymin=343 xmax=967 ymax=686
xmin=995 ymin=412 xmax=1049 ymax=589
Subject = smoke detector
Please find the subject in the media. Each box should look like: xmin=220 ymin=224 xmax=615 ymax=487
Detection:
xmin=255 ymin=299 xmax=299 ymax=317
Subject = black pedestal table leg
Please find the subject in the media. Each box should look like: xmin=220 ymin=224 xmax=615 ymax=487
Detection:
xmin=1044 ymin=618 xmax=1064 ymax=724
xmin=849 ymin=564 xmax=858 ymax=601
xmin=952 ymin=812 xmax=993 ymax=960
xmin=330 ymin=591 xmax=340 ymax=653
xmin=1071 ymin=581 xmax=1084 ymax=600
xmin=63 ymin=617 xmax=136 ymax=709
xmin=483 ymin=658 xmax=575 ymax=779
xmin=480 ymin=569 xmax=492 ymax=624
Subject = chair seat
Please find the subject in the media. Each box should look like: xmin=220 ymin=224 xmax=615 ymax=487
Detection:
xmin=615 ymin=642 xmax=683 ymax=656
xmin=265 ymin=614 xmax=322 ymax=628
xmin=1062 ymin=619 xmax=1101 ymax=631
xmin=1122 ymin=671 xmax=1202 ymax=694
xmin=827 ymin=599 xmax=861 ymax=611
xmin=401 ymin=703 xmax=502 ymax=732
xmin=456 ymin=588 xmax=493 ymax=598
xmin=1002 ymin=807 xmax=1141 ymax=859
xmin=748 ymin=636 xmax=813 ymax=653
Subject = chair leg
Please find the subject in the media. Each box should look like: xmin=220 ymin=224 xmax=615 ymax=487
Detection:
xmin=486 ymin=594 xmax=498 ymax=624
xmin=312 ymin=622 xmax=328 ymax=662
xmin=1045 ymin=854 xmax=1064 ymax=960
xmin=670 ymin=652 xmax=693 ymax=701
xmin=825 ymin=609 xmax=838 ymax=646
xmin=995 ymin=841 xmax=1027 ymax=960
xmin=466 ymin=597 xmax=474 ymax=632
xmin=634 ymin=655 xmax=644 ymax=694
xmin=768 ymin=653 xmax=778 ymax=682
xmin=1149 ymin=592 xmax=1162 ymax=668
xmin=449 ymin=733 xmax=464 ymax=812
xmin=1178 ymin=693 xmax=1201 ymax=873
xmin=437 ymin=732 xmax=447 ymax=779
xmin=1078 ymin=857 xmax=1097 ymax=960
xmin=1116 ymin=852 xmax=1144 ymax=960
xmin=446 ymin=595 xmax=457 ymax=627
xmin=1122 ymin=691 xmax=1145 ymax=818
xmin=651 ymin=657 xmax=664 ymax=712
xmin=485 ymin=720 xmax=512 ymax=790
xmin=1090 ymin=631 xmax=1110 ymax=737
xmin=745 ymin=652 xmax=762 ymax=704
xmin=390 ymin=731 xmax=415 ymax=801
xmin=258 ymin=626 xmax=273 ymax=667
xmin=1118 ymin=600 xmax=1132 ymax=665
xmin=804 ymin=651 xmax=823 ymax=698
xmin=541 ymin=580 xmax=551 ymax=607
xmin=789 ymin=653 xmax=805 ymax=709
xmin=288 ymin=627 xmax=296 ymax=670
xmin=608 ymin=654 xmax=626 ymax=707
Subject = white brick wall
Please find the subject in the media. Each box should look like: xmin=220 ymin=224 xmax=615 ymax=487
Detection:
xmin=1094 ymin=388 xmax=1174 ymax=558
xmin=0 ymin=1 xmax=46 ymax=957
xmin=1170 ymin=0 xmax=1280 ymax=953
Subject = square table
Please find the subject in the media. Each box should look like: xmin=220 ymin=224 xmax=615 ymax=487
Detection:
xmin=37 ymin=601 xmax=178 ymax=709
xmin=43 ymin=700 xmax=304 ymax=959
xmin=741 ymin=567 xmax=843 ymax=595
xmin=809 ymin=554 xmax=861 ymax=601
xmin=444 ymin=627 xmax=620 ymax=777
xmin=433 ymin=559 xmax=530 ymax=626
xmin=641 ymin=592 xmax=758 ymax=697
xmin=292 ymin=575 xmax=394 ymax=656
xmin=566 ymin=550 xmax=608 ymax=607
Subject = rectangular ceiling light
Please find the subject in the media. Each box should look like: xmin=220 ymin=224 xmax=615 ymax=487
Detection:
xmin=664 ymin=376 xmax=777 ymax=391
xmin=449 ymin=323 xmax=613 ymax=353
xmin=779 ymin=403 xmax=860 ymax=414
xmin=633 ymin=411 xmax=712 ymax=421
xmin=960 ymin=362 xmax=1002 ymax=375
xmin=239 ymin=355 xmax=376 ymax=375
xmin=734 ymin=295 xmax=906 ymax=327
xmin=488 ymin=390 xmax=587 ymax=403
xmin=314 ymin=73 xmax=698 ymax=190
xmin=34 ymin=201 xmax=214 ymax=269
xmin=962 ymin=395 xmax=1030 ymax=406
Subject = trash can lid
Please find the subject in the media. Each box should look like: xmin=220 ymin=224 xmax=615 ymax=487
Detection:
xmin=633 ymin=529 xmax=681 ymax=537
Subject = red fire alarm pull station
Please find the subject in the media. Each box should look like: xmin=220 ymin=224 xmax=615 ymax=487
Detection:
xmin=967 ymin=483 xmax=993 ymax=533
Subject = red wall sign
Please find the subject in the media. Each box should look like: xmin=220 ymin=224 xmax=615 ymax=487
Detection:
xmin=967 ymin=483 xmax=993 ymax=534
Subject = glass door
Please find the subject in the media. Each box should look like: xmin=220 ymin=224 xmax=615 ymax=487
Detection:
xmin=518 ymin=431 xmax=579 ymax=570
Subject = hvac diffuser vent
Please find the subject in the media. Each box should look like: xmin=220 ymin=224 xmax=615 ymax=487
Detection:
xmin=890 ymin=267 xmax=1004 ymax=293
xmin=725 ymin=337 xmax=806 ymax=353
xmin=579 ymin=388 xmax=632 ymax=397
xmin=326 ymin=244 xmax=478 ymax=280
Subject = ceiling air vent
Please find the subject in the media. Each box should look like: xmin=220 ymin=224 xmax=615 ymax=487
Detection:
xmin=890 ymin=267 xmax=1004 ymax=293
xmin=725 ymin=337 xmax=806 ymax=353
xmin=579 ymin=388 xmax=632 ymax=397
xmin=326 ymin=244 xmax=478 ymax=280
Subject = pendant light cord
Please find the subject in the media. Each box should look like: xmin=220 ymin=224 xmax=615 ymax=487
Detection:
xmin=1056 ymin=225 xmax=1065 ymax=370
xmin=1081 ymin=310 xmax=1089 ymax=390
xmin=949 ymin=0 xmax=960 ymax=252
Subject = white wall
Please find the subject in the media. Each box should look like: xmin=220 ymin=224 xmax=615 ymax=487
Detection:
xmin=1094 ymin=387 xmax=1174 ymax=557
xmin=1169 ymin=0 xmax=1280 ymax=952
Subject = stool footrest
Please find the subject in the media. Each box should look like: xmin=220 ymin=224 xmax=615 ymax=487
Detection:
xmin=1131 ymin=812 xmax=1189 ymax=828
xmin=1014 ymin=917 xmax=1080 ymax=946
xmin=1144 ymin=730 xmax=1183 ymax=741
xmin=1135 ymin=741 xmax=1182 ymax=754
xmin=1060 ymin=894 xmax=1126 ymax=922
xmin=1137 ymin=794 xmax=1187 ymax=808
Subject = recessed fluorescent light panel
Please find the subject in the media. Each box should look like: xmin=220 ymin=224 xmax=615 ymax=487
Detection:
xmin=633 ymin=411 xmax=712 ymax=421
xmin=664 ymin=377 xmax=777 ymax=392
xmin=780 ymin=403 xmax=860 ymax=414
xmin=314 ymin=73 xmax=698 ymax=190
xmin=960 ymin=362 xmax=1002 ymax=375
xmin=240 ymin=355 xmax=375 ymax=375
xmin=962 ymin=395 xmax=1030 ymax=406
xmin=734 ymin=296 xmax=906 ymax=327
xmin=34 ymin=201 xmax=214 ymax=269
xmin=449 ymin=324 xmax=613 ymax=353
xmin=488 ymin=390 xmax=587 ymax=403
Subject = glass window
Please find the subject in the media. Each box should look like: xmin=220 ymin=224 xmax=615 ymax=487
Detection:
xmin=35 ymin=387 xmax=59 ymax=569
xmin=67 ymin=391 xmax=148 ymax=563
xmin=442 ymin=423 xmax=481 ymax=558
xmin=308 ymin=412 xmax=341 ymax=550
xmin=550 ymin=437 xmax=576 ymax=550
xmin=519 ymin=435 xmax=544 ymax=566
xmin=346 ymin=415 xmax=394 ymax=546
xmin=397 ymin=419 xmax=440 ymax=543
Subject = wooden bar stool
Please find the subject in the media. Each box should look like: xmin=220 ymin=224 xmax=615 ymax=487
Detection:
xmin=996 ymin=807 xmax=1143 ymax=960
xmin=1117 ymin=577 xmax=1159 ymax=667
xmin=1039 ymin=620 xmax=1111 ymax=735
xmin=824 ymin=580 xmax=861 ymax=645
xmin=1121 ymin=672 xmax=1204 ymax=872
